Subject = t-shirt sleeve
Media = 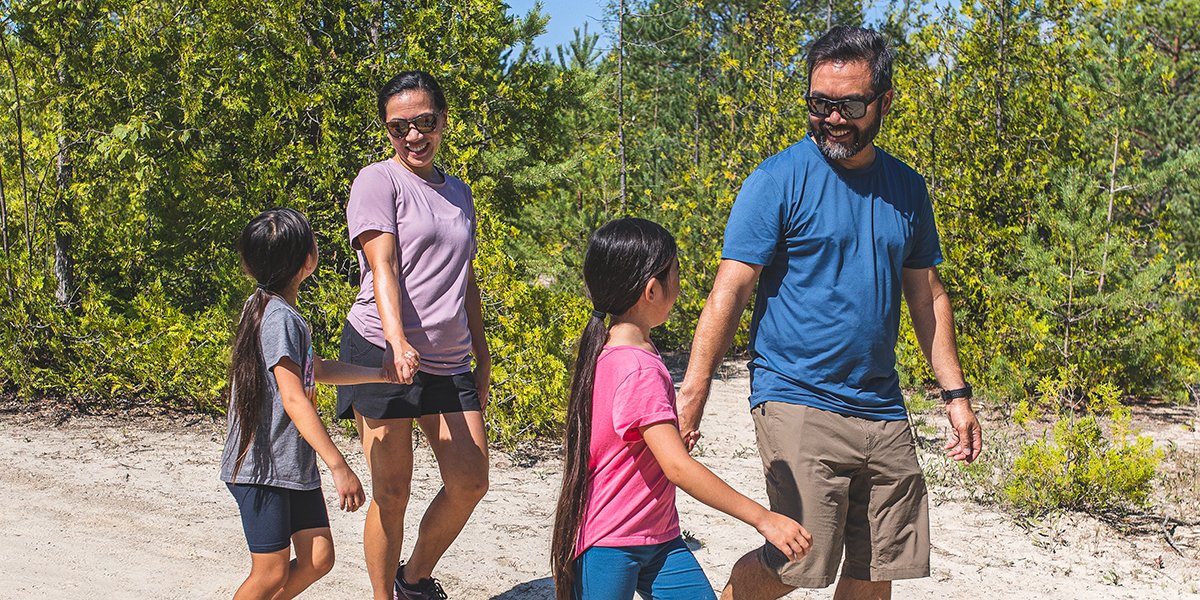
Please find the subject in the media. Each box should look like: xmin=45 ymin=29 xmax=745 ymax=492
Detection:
xmin=260 ymin=307 xmax=308 ymax=373
xmin=903 ymin=179 xmax=944 ymax=269
xmin=347 ymin=165 xmax=398 ymax=251
xmin=611 ymin=366 xmax=678 ymax=443
xmin=722 ymin=168 xmax=787 ymax=266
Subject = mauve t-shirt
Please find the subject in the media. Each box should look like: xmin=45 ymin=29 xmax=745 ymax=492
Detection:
xmin=345 ymin=159 xmax=477 ymax=376
xmin=576 ymin=345 xmax=681 ymax=557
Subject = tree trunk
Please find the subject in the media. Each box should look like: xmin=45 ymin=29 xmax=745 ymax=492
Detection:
xmin=0 ymin=31 xmax=32 ymax=270
xmin=617 ymin=0 xmax=627 ymax=213
xmin=54 ymin=63 xmax=75 ymax=306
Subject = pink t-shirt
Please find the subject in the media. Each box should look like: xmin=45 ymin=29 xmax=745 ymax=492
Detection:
xmin=345 ymin=159 xmax=477 ymax=375
xmin=576 ymin=345 xmax=681 ymax=556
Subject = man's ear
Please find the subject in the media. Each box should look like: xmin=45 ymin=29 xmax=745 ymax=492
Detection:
xmin=880 ymin=89 xmax=894 ymax=117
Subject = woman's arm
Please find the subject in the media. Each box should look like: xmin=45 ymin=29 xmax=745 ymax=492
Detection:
xmin=464 ymin=264 xmax=491 ymax=408
xmin=359 ymin=230 xmax=420 ymax=384
xmin=273 ymin=357 xmax=366 ymax=512
xmin=641 ymin=421 xmax=812 ymax=561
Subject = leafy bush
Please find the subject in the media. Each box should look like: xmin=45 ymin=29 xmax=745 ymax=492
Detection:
xmin=1005 ymin=381 xmax=1161 ymax=514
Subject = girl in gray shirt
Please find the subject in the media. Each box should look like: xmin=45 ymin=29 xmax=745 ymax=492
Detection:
xmin=220 ymin=207 xmax=393 ymax=599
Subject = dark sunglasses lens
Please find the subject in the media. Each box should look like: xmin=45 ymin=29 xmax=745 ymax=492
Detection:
xmin=841 ymin=101 xmax=867 ymax=119
xmin=385 ymin=121 xmax=405 ymax=137
xmin=413 ymin=114 xmax=438 ymax=133
xmin=807 ymin=97 xmax=832 ymax=116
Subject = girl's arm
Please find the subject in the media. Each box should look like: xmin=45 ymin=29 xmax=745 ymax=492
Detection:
xmin=464 ymin=264 xmax=491 ymax=408
xmin=274 ymin=357 xmax=367 ymax=512
xmin=641 ymin=421 xmax=812 ymax=561
xmin=313 ymin=356 xmax=393 ymax=385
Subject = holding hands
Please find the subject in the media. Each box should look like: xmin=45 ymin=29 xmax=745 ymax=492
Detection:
xmin=383 ymin=340 xmax=421 ymax=384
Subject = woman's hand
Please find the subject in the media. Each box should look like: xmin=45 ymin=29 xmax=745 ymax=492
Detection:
xmin=473 ymin=361 xmax=491 ymax=410
xmin=331 ymin=463 xmax=367 ymax=512
xmin=383 ymin=340 xmax=420 ymax=384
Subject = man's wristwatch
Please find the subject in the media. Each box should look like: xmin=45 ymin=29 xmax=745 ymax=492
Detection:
xmin=941 ymin=384 xmax=973 ymax=402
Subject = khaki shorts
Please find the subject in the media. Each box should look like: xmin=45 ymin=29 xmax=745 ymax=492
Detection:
xmin=752 ymin=402 xmax=930 ymax=588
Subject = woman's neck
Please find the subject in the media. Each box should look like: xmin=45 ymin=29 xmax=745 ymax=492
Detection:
xmin=392 ymin=155 xmax=444 ymax=183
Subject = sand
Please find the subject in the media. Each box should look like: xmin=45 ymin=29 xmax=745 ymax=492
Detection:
xmin=1 ymin=367 xmax=1197 ymax=599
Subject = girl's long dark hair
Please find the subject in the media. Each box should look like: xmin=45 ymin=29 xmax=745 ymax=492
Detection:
xmin=228 ymin=207 xmax=316 ymax=479
xmin=551 ymin=218 xmax=677 ymax=599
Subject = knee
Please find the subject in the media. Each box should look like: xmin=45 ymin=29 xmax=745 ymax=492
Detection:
xmin=447 ymin=473 xmax=488 ymax=505
xmin=251 ymin=560 xmax=290 ymax=591
xmin=312 ymin=545 xmax=335 ymax=577
xmin=370 ymin=479 xmax=412 ymax=512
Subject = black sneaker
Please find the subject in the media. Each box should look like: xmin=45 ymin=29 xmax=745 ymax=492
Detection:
xmin=394 ymin=564 xmax=448 ymax=600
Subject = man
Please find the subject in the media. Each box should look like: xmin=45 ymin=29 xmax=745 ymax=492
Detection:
xmin=677 ymin=26 xmax=983 ymax=600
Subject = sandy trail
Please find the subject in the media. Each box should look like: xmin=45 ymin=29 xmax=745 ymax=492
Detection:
xmin=1 ymin=367 xmax=1197 ymax=599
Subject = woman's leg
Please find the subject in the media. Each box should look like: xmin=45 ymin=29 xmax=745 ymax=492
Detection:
xmin=270 ymin=527 xmax=335 ymax=600
xmin=639 ymin=538 xmax=717 ymax=600
xmin=233 ymin=549 xmax=291 ymax=600
xmin=402 ymin=409 xmax=489 ymax=582
xmin=358 ymin=412 xmax=417 ymax=600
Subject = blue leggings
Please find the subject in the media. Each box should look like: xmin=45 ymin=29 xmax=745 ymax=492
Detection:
xmin=574 ymin=537 xmax=717 ymax=600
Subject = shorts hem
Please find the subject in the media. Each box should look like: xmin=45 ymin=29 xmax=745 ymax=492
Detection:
xmin=842 ymin=565 xmax=931 ymax=582
xmin=247 ymin=541 xmax=291 ymax=554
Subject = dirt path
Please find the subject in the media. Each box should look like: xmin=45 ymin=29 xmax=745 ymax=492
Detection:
xmin=2 ymin=369 xmax=1197 ymax=599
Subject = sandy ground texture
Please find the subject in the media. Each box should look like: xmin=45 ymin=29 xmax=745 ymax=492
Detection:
xmin=2 ymin=366 xmax=1198 ymax=600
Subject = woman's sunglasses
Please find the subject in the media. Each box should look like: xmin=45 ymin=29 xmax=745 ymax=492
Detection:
xmin=804 ymin=90 xmax=887 ymax=119
xmin=384 ymin=113 xmax=440 ymax=137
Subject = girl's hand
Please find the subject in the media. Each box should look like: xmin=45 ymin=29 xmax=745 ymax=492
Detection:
xmin=379 ymin=367 xmax=398 ymax=384
xmin=331 ymin=463 xmax=367 ymax=512
xmin=756 ymin=511 xmax=812 ymax=562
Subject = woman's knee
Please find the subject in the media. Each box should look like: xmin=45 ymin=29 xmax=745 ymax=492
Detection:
xmin=446 ymin=470 xmax=489 ymax=504
xmin=370 ymin=478 xmax=413 ymax=511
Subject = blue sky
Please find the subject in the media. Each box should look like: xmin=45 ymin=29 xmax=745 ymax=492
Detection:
xmin=505 ymin=0 xmax=612 ymax=51
xmin=504 ymin=0 xmax=894 ymax=52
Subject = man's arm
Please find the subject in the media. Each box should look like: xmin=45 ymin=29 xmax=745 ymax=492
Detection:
xmin=677 ymin=259 xmax=763 ymax=447
xmin=902 ymin=266 xmax=982 ymax=463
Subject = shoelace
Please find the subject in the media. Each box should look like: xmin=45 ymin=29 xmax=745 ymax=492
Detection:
xmin=421 ymin=578 xmax=448 ymax=600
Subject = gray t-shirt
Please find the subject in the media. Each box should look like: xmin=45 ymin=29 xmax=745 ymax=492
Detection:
xmin=219 ymin=296 xmax=320 ymax=490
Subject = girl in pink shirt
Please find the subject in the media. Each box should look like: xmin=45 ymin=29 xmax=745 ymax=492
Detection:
xmin=551 ymin=218 xmax=812 ymax=600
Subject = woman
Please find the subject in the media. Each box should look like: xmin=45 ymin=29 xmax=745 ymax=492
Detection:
xmin=338 ymin=71 xmax=490 ymax=600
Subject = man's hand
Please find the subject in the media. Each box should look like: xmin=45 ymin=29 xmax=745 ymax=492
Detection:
xmin=944 ymin=398 xmax=982 ymax=463
xmin=677 ymin=385 xmax=708 ymax=452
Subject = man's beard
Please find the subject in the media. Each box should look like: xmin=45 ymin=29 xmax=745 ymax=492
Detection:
xmin=810 ymin=112 xmax=883 ymax=162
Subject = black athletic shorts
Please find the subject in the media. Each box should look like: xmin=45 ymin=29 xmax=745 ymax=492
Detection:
xmin=227 ymin=483 xmax=329 ymax=554
xmin=336 ymin=322 xmax=481 ymax=421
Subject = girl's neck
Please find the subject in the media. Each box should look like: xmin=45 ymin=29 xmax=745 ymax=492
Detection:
xmin=266 ymin=281 xmax=300 ymax=307
xmin=606 ymin=319 xmax=655 ymax=353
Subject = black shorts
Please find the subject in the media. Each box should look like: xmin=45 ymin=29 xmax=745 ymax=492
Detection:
xmin=336 ymin=322 xmax=481 ymax=420
xmin=227 ymin=483 xmax=329 ymax=554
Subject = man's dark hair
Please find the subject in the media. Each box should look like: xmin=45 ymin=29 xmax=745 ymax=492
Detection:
xmin=807 ymin=26 xmax=895 ymax=94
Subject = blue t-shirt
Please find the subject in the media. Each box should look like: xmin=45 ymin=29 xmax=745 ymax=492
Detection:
xmin=722 ymin=136 xmax=943 ymax=421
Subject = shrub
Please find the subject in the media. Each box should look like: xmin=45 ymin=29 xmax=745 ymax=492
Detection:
xmin=1005 ymin=381 xmax=1161 ymax=514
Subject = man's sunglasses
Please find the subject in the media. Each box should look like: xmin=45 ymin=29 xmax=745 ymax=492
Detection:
xmin=384 ymin=112 xmax=440 ymax=137
xmin=804 ymin=90 xmax=887 ymax=119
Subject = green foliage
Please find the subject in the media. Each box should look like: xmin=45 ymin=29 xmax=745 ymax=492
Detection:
xmin=1 ymin=0 xmax=1199 ymax=452
xmin=1005 ymin=382 xmax=1162 ymax=514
